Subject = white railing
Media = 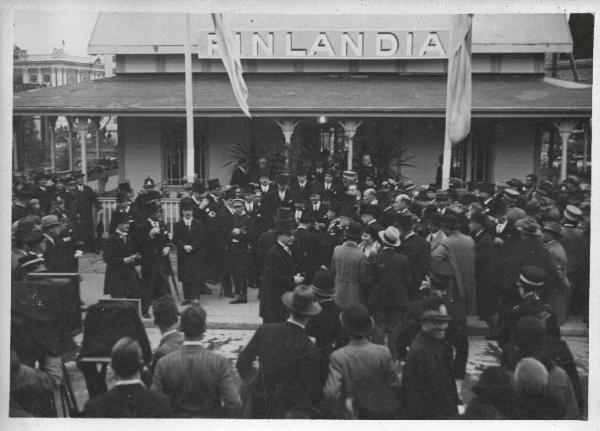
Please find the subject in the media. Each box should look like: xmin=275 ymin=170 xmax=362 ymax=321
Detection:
xmin=97 ymin=197 xmax=180 ymax=238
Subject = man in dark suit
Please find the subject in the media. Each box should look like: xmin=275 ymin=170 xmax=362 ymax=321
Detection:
xmin=259 ymin=219 xmax=305 ymax=323
xmin=237 ymin=285 xmax=326 ymax=418
xmin=173 ymin=199 xmax=210 ymax=304
xmin=133 ymin=177 xmax=162 ymax=223
xmin=264 ymin=173 xmax=296 ymax=222
xmin=229 ymin=158 xmax=251 ymax=188
xmin=290 ymin=170 xmax=311 ymax=202
xmin=318 ymin=169 xmax=340 ymax=205
xmin=150 ymin=295 xmax=183 ymax=375
xmin=306 ymin=189 xmax=329 ymax=229
xmin=292 ymin=213 xmax=323 ymax=284
xmin=200 ymin=179 xmax=225 ymax=284
xmin=131 ymin=200 xmax=172 ymax=318
xmin=72 ymin=173 xmax=98 ymax=251
xmin=84 ymin=337 xmax=172 ymax=418
xmin=214 ymin=190 xmax=236 ymax=297
xmin=102 ymin=213 xmax=141 ymax=299
xmin=397 ymin=215 xmax=431 ymax=301
xmin=152 ymin=305 xmax=242 ymax=418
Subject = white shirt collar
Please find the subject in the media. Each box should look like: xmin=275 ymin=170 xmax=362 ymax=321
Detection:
xmin=286 ymin=317 xmax=306 ymax=330
xmin=43 ymin=233 xmax=55 ymax=244
xmin=183 ymin=340 xmax=204 ymax=346
xmin=114 ymin=378 xmax=143 ymax=387
xmin=404 ymin=232 xmax=416 ymax=240
xmin=161 ymin=329 xmax=178 ymax=340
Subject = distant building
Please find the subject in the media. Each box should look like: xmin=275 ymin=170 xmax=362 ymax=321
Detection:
xmin=13 ymin=47 xmax=105 ymax=91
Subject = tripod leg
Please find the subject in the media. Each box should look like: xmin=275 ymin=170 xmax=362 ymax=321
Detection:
xmin=61 ymin=361 xmax=80 ymax=417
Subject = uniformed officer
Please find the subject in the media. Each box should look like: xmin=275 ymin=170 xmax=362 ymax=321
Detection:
xmin=228 ymin=198 xmax=256 ymax=304
xmin=497 ymin=265 xmax=560 ymax=351
xmin=134 ymin=177 xmax=162 ymax=222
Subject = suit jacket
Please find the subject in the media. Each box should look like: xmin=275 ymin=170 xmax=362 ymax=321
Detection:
xmin=151 ymin=344 xmax=242 ymax=418
xmin=306 ymin=201 xmax=329 ymax=225
xmin=560 ymin=225 xmax=584 ymax=273
xmin=150 ymin=330 xmax=184 ymax=374
xmin=292 ymin=226 xmax=323 ymax=282
xmin=84 ymin=383 xmax=172 ymax=418
xmin=305 ymin=298 xmax=345 ymax=355
xmin=323 ymin=338 xmax=399 ymax=418
xmin=331 ymin=241 xmax=370 ymax=309
xmin=131 ymin=219 xmax=171 ymax=263
xmin=368 ymin=247 xmax=411 ymax=309
xmin=400 ymin=233 xmax=431 ymax=300
xmin=237 ymin=322 xmax=326 ymax=418
xmin=473 ymin=229 xmax=496 ymax=313
xmin=102 ymin=231 xmax=140 ymax=297
xmin=264 ymin=188 xmax=296 ymax=215
xmin=432 ymin=231 xmax=476 ymax=315
xmin=173 ymin=218 xmax=206 ymax=283
xmin=260 ymin=242 xmax=297 ymax=322
xmin=290 ymin=181 xmax=311 ymax=201
xmin=317 ymin=181 xmax=340 ymax=203
xmin=230 ymin=167 xmax=251 ymax=188
xmin=402 ymin=331 xmax=459 ymax=419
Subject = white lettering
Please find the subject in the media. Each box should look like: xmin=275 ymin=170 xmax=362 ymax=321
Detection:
xmin=251 ymin=32 xmax=274 ymax=56
xmin=406 ymin=32 xmax=413 ymax=56
xmin=375 ymin=32 xmax=398 ymax=57
xmin=340 ymin=32 xmax=364 ymax=57
xmin=285 ymin=32 xmax=307 ymax=56
xmin=308 ymin=33 xmax=336 ymax=56
xmin=207 ymin=33 xmax=219 ymax=56
xmin=418 ymin=32 xmax=446 ymax=56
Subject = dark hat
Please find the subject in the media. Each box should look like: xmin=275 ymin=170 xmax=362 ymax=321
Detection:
xmin=274 ymin=207 xmax=294 ymax=222
xmin=257 ymin=169 xmax=271 ymax=179
xmin=222 ymin=188 xmax=236 ymax=200
xmin=515 ymin=218 xmax=541 ymax=236
xmin=118 ymin=179 xmax=132 ymax=192
xmin=23 ymin=228 xmax=44 ymax=245
xmin=298 ymin=212 xmax=314 ymax=224
xmin=310 ymin=269 xmax=335 ymax=298
xmin=276 ymin=173 xmax=292 ymax=186
xmin=469 ymin=212 xmax=488 ymax=227
xmin=360 ymin=203 xmax=380 ymax=218
xmin=419 ymin=298 xmax=452 ymax=321
xmin=541 ymin=221 xmax=562 ymax=237
xmin=116 ymin=191 xmax=129 ymax=203
xmin=439 ymin=214 xmax=459 ymax=229
xmin=378 ymin=226 xmax=401 ymax=247
xmin=114 ymin=212 xmax=131 ymax=225
xmin=179 ymin=197 xmax=196 ymax=211
xmin=435 ymin=190 xmax=450 ymax=201
xmin=193 ymin=180 xmax=206 ymax=194
xmin=40 ymin=215 xmax=62 ymax=230
xmin=564 ymin=204 xmax=583 ymax=221
xmin=145 ymin=199 xmax=162 ymax=213
xmin=324 ymin=168 xmax=337 ymax=177
xmin=430 ymin=259 xmax=454 ymax=280
xmin=282 ymin=285 xmax=322 ymax=316
xmin=339 ymin=304 xmax=374 ymax=337
xmin=513 ymin=316 xmax=547 ymax=343
xmin=274 ymin=219 xmax=294 ymax=234
xmin=503 ymin=188 xmax=520 ymax=202
xmin=73 ymin=172 xmax=85 ymax=179
xmin=343 ymin=221 xmax=363 ymax=241
xmin=339 ymin=203 xmax=358 ymax=218
xmin=423 ymin=205 xmax=440 ymax=221
xmin=143 ymin=177 xmax=155 ymax=188
xmin=207 ymin=178 xmax=221 ymax=190
xmin=519 ymin=265 xmax=547 ymax=288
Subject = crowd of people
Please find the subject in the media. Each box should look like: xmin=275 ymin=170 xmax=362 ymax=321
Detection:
xmin=10 ymin=153 xmax=590 ymax=419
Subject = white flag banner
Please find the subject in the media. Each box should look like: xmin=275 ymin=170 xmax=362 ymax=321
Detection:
xmin=211 ymin=13 xmax=251 ymax=118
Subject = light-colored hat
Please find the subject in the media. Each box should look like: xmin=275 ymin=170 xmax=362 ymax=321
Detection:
xmin=378 ymin=226 xmax=401 ymax=247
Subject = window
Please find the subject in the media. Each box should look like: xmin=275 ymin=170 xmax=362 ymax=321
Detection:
xmin=29 ymin=74 xmax=38 ymax=83
xmin=14 ymin=74 xmax=23 ymax=84
xmin=162 ymin=119 xmax=185 ymax=186
xmin=43 ymin=74 xmax=51 ymax=83
xmin=67 ymin=75 xmax=76 ymax=85
xmin=450 ymin=122 xmax=492 ymax=185
xmin=81 ymin=75 xmax=89 ymax=82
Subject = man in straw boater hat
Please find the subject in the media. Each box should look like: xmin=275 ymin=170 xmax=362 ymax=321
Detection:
xmin=323 ymin=304 xmax=400 ymax=419
xmin=367 ymin=226 xmax=410 ymax=360
xmin=397 ymin=259 xmax=468 ymax=382
xmin=259 ymin=216 xmax=305 ymax=323
xmin=402 ymin=297 xmax=460 ymax=419
xmin=497 ymin=265 xmax=560 ymax=351
xmin=237 ymin=285 xmax=325 ymax=419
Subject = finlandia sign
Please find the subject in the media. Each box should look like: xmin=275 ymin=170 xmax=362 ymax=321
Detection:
xmin=198 ymin=30 xmax=450 ymax=59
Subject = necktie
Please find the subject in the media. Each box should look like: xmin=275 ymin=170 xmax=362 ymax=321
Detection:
xmin=313 ymin=204 xmax=318 ymax=211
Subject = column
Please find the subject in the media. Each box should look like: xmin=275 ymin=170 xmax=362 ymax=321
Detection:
xmin=338 ymin=120 xmax=362 ymax=171
xmin=48 ymin=116 xmax=57 ymax=171
xmin=76 ymin=118 xmax=89 ymax=183
xmin=276 ymin=120 xmax=300 ymax=171
xmin=67 ymin=117 xmax=75 ymax=171
xmin=554 ymin=120 xmax=578 ymax=182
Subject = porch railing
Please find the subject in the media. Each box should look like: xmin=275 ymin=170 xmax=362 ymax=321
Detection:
xmin=97 ymin=197 xmax=181 ymax=238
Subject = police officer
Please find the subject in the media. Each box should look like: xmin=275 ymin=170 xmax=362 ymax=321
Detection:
xmin=497 ymin=265 xmax=560 ymax=351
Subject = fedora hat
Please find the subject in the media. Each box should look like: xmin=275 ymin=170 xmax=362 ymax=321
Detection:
xmin=439 ymin=214 xmax=459 ymax=230
xmin=310 ymin=269 xmax=335 ymax=298
xmin=41 ymin=215 xmax=62 ymax=230
xmin=282 ymin=285 xmax=322 ymax=316
xmin=515 ymin=218 xmax=541 ymax=236
xmin=343 ymin=221 xmax=363 ymax=241
xmin=469 ymin=212 xmax=488 ymax=228
xmin=339 ymin=304 xmax=374 ymax=337
xmin=541 ymin=221 xmax=562 ymax=237
xmin=378 ymin=226 xmax=401 ymax=247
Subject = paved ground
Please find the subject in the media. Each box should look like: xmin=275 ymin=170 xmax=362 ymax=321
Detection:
xmin=64 ymin=253 xmax=588 ymax=418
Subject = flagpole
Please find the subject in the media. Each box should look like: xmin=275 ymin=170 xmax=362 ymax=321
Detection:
xmin=184 ymin=13 xmax=195 ymax=183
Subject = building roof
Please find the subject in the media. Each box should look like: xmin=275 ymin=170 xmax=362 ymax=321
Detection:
xmin=14 ymin=50 xmax=103 ymax=67
xmin=88 ymin=13 xmax=573 ymax=55
xmin=13 ymin=73 xmax=591 ymax=117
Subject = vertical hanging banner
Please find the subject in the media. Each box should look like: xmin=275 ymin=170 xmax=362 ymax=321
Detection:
xmin=210 ymin=13 xmax=252 ymax=118
xmin=441 ymin=14 xmax=473 ymax=190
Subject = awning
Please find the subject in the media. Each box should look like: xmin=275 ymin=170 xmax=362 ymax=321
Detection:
xmin=13 ymin=73 xmax=592 ymax=118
